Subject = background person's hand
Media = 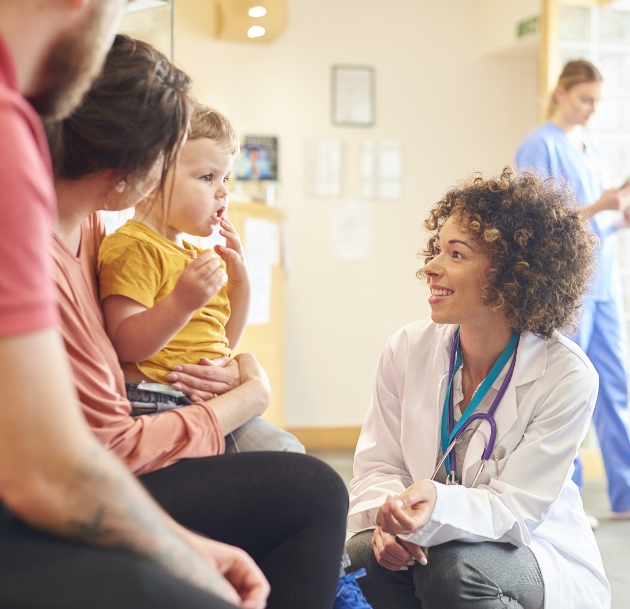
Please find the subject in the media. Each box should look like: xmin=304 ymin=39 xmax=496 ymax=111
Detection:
xmin=376 ymin=480 xmax=437 ymax=537
xmin=371 ymin=526 xmax=426 ymax=571
xmin=167 ymin=356 xmax=241 ymax=401
xmin=591 ymin=183 xmax=630 ymax=216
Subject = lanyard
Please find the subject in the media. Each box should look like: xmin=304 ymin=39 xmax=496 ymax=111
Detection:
xmin=440 ymin=329 xmax=519 ymax=479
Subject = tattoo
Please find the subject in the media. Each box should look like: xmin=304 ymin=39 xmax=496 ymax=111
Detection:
xmin=68 ymin=505 xmax=122 ymax=544
xmin=60 ymin=442 xmax=225 ymax=596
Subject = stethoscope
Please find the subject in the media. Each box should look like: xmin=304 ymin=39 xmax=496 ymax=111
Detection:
xmin=431 ymin=328 xmax=520 ymax=487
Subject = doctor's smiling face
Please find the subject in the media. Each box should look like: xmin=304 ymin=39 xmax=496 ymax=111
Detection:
xmin=423 ymin=216 xmax=498 ymax=328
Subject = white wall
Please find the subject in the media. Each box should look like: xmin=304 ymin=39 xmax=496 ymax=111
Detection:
xmin=174 ymin=0 xmax=538 ymax=428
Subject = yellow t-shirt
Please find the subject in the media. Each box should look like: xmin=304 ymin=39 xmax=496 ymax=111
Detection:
xmin=97 ymin=219 xmax=231 ymax=384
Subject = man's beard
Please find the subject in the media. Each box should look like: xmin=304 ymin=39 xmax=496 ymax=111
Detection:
xmin=27 ymin=1 xmax=121 ymax=121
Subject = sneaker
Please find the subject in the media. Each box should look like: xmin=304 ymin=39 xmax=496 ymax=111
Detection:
xmin=586 ymin=512 xmax=600 ymax=530
xmin=334 ymin=568 xmax=373 ymax=609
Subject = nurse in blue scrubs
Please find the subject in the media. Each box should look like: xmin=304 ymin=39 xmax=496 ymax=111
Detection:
xmin=516 ymin=60 xmax=630 ymax=519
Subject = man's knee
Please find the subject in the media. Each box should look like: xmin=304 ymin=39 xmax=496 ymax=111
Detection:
xmin=225 ymin=417 xmax=305 ymax=453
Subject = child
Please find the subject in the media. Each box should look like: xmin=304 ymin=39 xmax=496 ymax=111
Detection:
xmin=98 ymin=103 xmax=248 ymax=398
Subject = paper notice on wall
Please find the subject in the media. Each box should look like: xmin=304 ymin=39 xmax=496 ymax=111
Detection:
xmin=330 ymin=200 xmax=372 ymax=261
xmin=332 ymin=66 xmax=375 ymax=126
xmin=244 ymin=218 xmax=280 ymax=325
xmin=306 ymin=137 xmax=343 ymax=198
xmin=361 ymin=139 xmax=403 ymax=201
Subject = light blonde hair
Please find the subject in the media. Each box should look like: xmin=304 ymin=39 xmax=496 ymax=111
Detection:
xmin=188 ymin=102 xmax=239 ymax=154
xmin=548 ymin=60 xmax=603 ymax=118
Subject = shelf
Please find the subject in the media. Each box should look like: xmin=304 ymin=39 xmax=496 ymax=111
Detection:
xmin=125 ymin=0 xmax=170 ymax=14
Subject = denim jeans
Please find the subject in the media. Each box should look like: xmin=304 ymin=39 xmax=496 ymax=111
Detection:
xmin=224 ymin=417 xmax=305 ymax=454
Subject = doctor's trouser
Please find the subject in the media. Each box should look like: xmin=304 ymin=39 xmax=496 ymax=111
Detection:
xmin=345 ymin=531 xmax=544 ymax=609
xmin=571 ymin=295 xmax=630 ymax=513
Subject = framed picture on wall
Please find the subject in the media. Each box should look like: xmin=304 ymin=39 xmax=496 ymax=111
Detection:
xmin=331 ymin=65 xmax=375 ymax=127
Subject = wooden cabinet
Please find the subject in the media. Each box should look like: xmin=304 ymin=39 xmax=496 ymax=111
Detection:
xmin=228 ymin=202 xmax=286 ymax=429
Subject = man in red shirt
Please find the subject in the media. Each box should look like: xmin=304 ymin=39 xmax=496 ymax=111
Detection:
xmin=0 ymin=2 xmax=267 ymax=607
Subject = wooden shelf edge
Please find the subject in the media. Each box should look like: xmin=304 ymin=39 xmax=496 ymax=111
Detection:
xmin=287 ymin=426 xmax=362 ymax=451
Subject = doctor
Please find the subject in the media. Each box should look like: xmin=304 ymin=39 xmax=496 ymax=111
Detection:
xmin=346 ymin=168 xmax=610 ymax=609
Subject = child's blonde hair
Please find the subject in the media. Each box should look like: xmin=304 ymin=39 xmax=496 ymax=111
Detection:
xmin=189 ymin=102 xmax=239 ymax=155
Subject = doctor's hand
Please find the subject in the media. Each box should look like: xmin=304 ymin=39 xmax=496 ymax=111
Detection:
xmin=376 ymin=480 xmax=437 ymax=536
xmin=371 ymin=526 xmax=427 ymax=570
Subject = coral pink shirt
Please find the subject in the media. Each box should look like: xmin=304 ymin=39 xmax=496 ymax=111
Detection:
xmin=53 ymin=213 xmax=225 ymax=476
xmin=0 ymin=33 xmax=58 ymax=336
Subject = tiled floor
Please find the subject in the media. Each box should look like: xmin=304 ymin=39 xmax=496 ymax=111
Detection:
xmin=311 ymin=450 xmax=630 ymax=609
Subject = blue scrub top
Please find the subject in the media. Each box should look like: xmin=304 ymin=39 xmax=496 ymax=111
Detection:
xmin=515 ymin=121 xmax=616 ymax=301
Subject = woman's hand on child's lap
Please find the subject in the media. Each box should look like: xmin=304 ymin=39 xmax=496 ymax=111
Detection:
xmin=167 ymin=356 xmax=240 ymax=400
xmin=172 ymin=252 xmax=226 ymax=313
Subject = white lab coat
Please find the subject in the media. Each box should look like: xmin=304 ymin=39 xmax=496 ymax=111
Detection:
xmin=348 ymin=319 xmax=610 ymax=609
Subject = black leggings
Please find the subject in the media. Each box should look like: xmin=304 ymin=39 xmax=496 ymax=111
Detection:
xmin=140 ymin=452 xmax=349 ymax=609
xmin=0 ymin=452 xmax=348 ymax=609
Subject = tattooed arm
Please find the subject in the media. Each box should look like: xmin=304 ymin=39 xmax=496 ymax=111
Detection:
xmin=0 ymin=328 xmax=267 ymax=607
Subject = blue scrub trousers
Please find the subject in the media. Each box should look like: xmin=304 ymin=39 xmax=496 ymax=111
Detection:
xmin=571 ymin=296 xmax=630 ymax=513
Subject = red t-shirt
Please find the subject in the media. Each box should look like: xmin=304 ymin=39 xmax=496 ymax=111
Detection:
xmin=0 ymin=33 xmax=58 ymax=336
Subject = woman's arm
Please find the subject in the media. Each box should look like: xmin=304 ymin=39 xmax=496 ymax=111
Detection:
xmin=102 ymin=253 xmax=226 ymax=363
xmin=83 ymin=353 xmax=269 ymax=475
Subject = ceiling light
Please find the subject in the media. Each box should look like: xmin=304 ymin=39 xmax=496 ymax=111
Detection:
xmin=247 ymin=25 xmax=266 ymax=38
xmin=248 ymin=6 xmax=267 ymax=17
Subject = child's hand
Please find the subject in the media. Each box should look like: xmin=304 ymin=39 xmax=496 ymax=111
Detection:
xmin=171 ymin=252 xmax=226 ymax=313
xmin=214 ymin=217 xmax=249 ymax=286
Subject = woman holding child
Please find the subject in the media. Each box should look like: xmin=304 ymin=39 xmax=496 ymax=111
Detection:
xmin=346 ymin=168 xmax=610 ymax=609
xmin=48 ymin=35 xmax=347 ymax=609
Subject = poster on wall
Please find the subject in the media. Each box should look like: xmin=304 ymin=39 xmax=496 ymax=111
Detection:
xmin=331 ymin=65 xmax=375 ymax=127
xmin=306 ymin=137 xmax=343 ymax=197
xmin=361 ymin=139 xmax=403 ymax=200
xmin=234 ymin=136 xmax=278 ymax=182
xmin=244 ymin=218 xmax=280 ymax=325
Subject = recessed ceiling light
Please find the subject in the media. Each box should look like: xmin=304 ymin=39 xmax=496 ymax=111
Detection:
xmin=247 ymin=25 xmax=266 ymax=38
xmin=248 ymin=6 xmax=267 ymax=17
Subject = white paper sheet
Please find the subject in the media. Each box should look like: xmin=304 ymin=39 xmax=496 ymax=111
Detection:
xmin=306 ymin=138 xmax=343 ymax=198
xmin=244 ymin=218 xmax=280 ymax=325
xmin=332 ymin=66 xmax=375 ymax=126
xmin=361 ymin=139 xmax=403 ymax=201
xmin=330 ymin=200 xmax=373 ymax=261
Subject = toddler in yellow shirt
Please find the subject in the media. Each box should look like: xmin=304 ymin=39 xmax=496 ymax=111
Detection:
xmin=98 ymin=103 xmax=249 ymax=392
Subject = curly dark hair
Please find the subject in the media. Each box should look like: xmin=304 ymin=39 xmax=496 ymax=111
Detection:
xmin=419 ymin=167 xmax=597 ymax=338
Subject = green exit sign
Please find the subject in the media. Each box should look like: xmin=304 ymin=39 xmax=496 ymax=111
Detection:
xmin=517 ymin=16 xmax=540 ymax=39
